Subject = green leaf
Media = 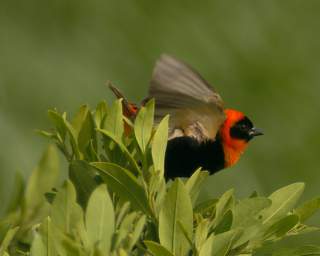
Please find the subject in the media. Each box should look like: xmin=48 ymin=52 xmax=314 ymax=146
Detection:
xmin=97 ymin=129 xmax=141 ymax=176
xmin=51 ymin=180 xmax=83 ymax=235
xmin=159 ymin=179 xmax=193 ymax=256
xmin=91 ymin=162 xmax=151 ymax=215
xmin=72 ymin=105 xmax=90 ymax=135
xmin=58 ymin=233 xmax=86 ymax=256
xmin=65 ymin=119 xmax=82 ymax=160
xmin=33 ymin=217 xmax=57 ymax=256
xmin=295 ymin=197 xmax=320 ymax=222
xmin=94 ymin=101 xmax=108 ymax=129
xmin=290 ymin=245 xmax=320 ymax=255
xmin=195 ymin=219 xmax=210 ymax=252
xmin=72 ymin=105 xmax=96 ymax=157
xmin=199 ymin=230 xmax=239 ymax=256
xmin=5 ymin=172 xmax=25 ymax=214
xmin=272 ymin=245 xmax=320 ymax=256
xmin=260 ymin=183 xmax=305 ymax=225
xmin=185 ymin=168 xmax=209 ymax=206
xmin=194 ymin=198 xmax=218 ymax=214
xmin=23 ymin=145 xmax=59 ymax=221
xmin=48 ymin=110 xmax=67 ymax=141
xmin=151 ymin=115 xmax=169 ymax=175
xmin=231 ymin=223 xmax=262 ymax=249
xmin=177 ymin=220 xmax=193 ymax=249
xmin=103 ymin=99 xmax=124 ymax=141
xmin=0 ymin=221 xmax=12 ymax=244
xmin=213 ymin=189 xmax=234 ymax=228
xmin=232 ymin=197 xmax=271 ymax=228
xmin=86 ymin=184 xmax=114 ymax=254
xmin=147 ymin=169 xmax=167 ymax=216
xmin=214 ymin=210 xmax=233 ymax=234
xmin=115 ymin=202 xmax=131 ymax=228
xmin=36 ymin=129 xmax=56 ymax=139
xmin=117 ymin=248 xmax=128 ymax=256
xmin=264 ymin=214 xmax=300 ymax=239
xmin=69 ymin=160 xmax=99 ymax=209
xmin=41 ymin=218 xmax=57 ymax=256
xmin=144 ymin=241 xmax=174 ymax=256
xmin=30 ymin=233 xmax=46 ymax=256
xmin=291 ymin=225 xmax=320 ymax=236
xmin=127 ymin=215 xmax=146 ymax=250
xmin=114 ymin=212 xmax=137 ymax=249
xmin=0 ymin=227 xmax=19 ymax=256
xmin=134 ymin=99 xmax=154 ymax=153
xmin=48 ymin=110 xmax=81 ymax=159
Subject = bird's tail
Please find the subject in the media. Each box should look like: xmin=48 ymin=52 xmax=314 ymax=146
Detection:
xmin=108 ymin=83 xmax=138 ymax=119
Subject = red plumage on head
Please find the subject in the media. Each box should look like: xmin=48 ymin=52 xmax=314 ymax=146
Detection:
xmin=220 ymin=109 xmax=248 ymax=168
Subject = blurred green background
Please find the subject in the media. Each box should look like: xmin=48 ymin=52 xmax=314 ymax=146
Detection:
xmin=1 ymin=0 xmax=319 ymax=247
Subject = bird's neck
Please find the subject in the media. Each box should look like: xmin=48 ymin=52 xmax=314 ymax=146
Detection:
xmin=221 ymin=138 xmax=248 ymax=168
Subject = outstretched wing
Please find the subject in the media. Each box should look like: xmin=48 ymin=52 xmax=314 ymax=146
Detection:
xmin=148 ymin=54 xmax=225 ymax=141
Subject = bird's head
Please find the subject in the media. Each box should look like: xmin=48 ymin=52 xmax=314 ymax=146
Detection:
xmin=219 ymin=109 xmax=263 ymax=167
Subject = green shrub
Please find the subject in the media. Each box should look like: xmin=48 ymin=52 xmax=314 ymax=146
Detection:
xmin=0 ymin=99 xmax=319 ymax=256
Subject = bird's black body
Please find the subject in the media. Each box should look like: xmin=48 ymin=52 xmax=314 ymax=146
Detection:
xmin=164 ymin=136 xmax=225 ymax=180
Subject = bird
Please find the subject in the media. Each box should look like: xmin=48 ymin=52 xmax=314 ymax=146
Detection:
xmin=109 ymin=54 xmax=263 ymax=179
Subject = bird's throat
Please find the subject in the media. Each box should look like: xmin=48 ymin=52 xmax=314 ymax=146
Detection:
xmin=222 ymin=141 xmax=247 ymax=168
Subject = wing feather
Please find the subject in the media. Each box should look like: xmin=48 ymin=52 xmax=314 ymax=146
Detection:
xmin=148 ymin=54 xmax=225 ymax=141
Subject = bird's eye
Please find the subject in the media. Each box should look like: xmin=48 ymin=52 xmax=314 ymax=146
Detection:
xmin=239 ymin=124 xmax=247 ymax=130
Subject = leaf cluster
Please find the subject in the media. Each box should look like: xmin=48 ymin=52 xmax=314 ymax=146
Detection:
xmin=1 ymin=100 xmax=320 ymax=256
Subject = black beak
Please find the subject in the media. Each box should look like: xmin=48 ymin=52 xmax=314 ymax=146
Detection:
xmin=249 ymin=127 xmax=264 ymax=137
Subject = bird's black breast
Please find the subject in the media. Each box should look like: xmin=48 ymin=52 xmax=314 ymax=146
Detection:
xmin=164 ymin=136 xmax=225 ymax=180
